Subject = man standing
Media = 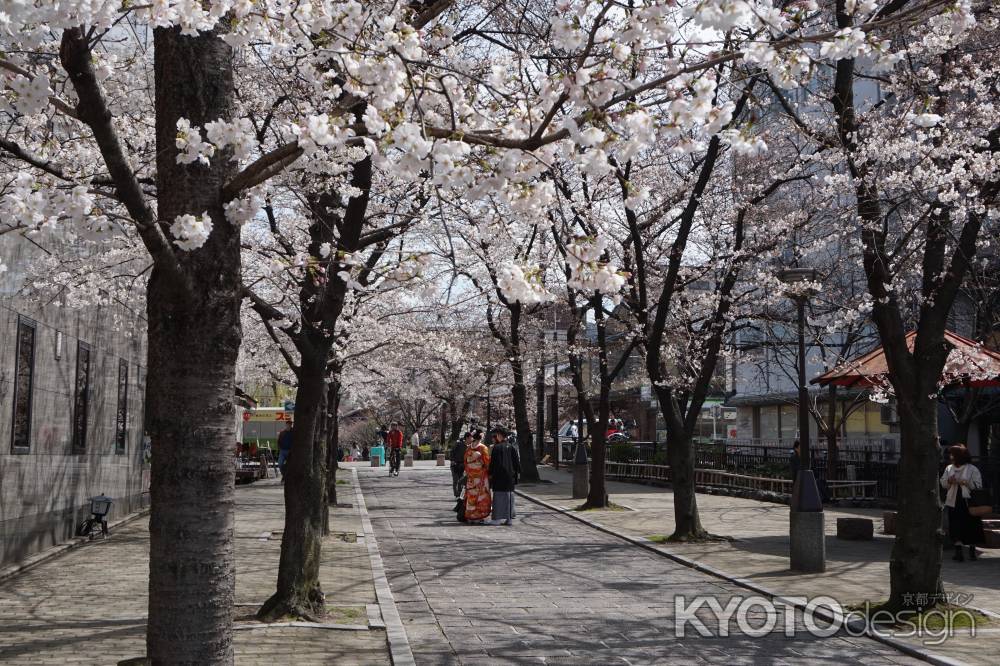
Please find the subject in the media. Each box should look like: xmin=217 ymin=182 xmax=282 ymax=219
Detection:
xmin=387 ymin=422 xmax=404 ymax=476
xmin=277 ymin=421 xmax=294 ymax=483
xmin=488 ymin=426 xmax=521 ymax=525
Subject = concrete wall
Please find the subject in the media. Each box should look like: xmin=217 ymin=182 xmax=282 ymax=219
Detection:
xmin=0 ymin=241 xmax=148 ymax=566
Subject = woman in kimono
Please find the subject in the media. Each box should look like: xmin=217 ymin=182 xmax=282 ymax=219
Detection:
xmin=463 ymin=430 xmax=492 ymax=523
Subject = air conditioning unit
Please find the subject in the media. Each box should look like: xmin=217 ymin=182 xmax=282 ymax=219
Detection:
xmin=880 ymin=401 xmax=899 ymax=425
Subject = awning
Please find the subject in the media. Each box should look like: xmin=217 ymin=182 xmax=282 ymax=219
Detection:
xmin=812 ymin=330 xmax=1000 ymax=389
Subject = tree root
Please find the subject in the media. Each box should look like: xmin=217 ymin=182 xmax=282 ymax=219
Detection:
xmin=256 ymin=587 xmax=326 ymax=623
xmin=667 ymin=530 xmax=734 ymax=543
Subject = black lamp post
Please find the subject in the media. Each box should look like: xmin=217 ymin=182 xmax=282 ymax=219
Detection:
xmin=778 ymin=267 xmax=825 ymax=573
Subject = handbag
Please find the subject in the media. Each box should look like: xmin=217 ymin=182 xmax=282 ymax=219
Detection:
xmin=454 ymin=495 xmax=467 ymax=522
xmin=968 ymin=488 xmax=992 ymax=517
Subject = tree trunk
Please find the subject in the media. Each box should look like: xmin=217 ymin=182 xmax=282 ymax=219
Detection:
xmin=258 ymin=344 xmax=329 ymax=621
xmin=327 ymin=379 xmax=342 ymax=508
xmin=449 ymin=398 xmax=469 ymax=443
xmin=146 ymin=25 xmax=241 ymax=665
xmin=826 ymin=385 xmax=839 ymax=480
xmin=887 ymin=393 xmax=944 ymax=611
xmin=665 ymin=428 xmax=705 ymax=540
xmin=508 ymin=305 xmax=540 ymax=482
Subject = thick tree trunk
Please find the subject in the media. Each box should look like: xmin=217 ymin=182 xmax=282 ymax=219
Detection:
xmin=586 ymin=405 xmax=610 ymax=508
xmin=653 ymin=387 xmax=707 ymax=541
xmin=510 ymin=356 xmax=540 ymax=481
xmin=146 ymin=25 xmax=240 ymax=665
xmin=258 ymin=345 xmax=329 ymax=621
xmin=887 ymin=394 xmax=944 ymax=611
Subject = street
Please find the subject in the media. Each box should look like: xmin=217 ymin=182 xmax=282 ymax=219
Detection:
xmin=359 ymin=466 xmax=922 ymax=665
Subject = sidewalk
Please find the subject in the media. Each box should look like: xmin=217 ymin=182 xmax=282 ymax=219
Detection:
xmin=521 ymin=465 xmax=1000 ymax=666
xmin=0 ymin=470 xmax=392 ymax=665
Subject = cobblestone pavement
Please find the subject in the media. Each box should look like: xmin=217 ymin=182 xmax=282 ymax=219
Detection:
xmin=0 ymin=474 xmax=390 ymax=665
xmin=358 ymin=466 xmax=923 ymax=666
xmin=525 ymin=466 xmax=999 ymax=666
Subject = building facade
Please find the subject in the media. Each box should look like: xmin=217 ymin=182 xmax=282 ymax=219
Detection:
xmin=0 ymin=238 xmax=148 ymax=566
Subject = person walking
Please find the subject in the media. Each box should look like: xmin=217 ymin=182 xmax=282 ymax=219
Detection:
xmin=450 ymin=432 xmax=471 ymax=497
xmin=351 ymin=444 xmax=362 ymax=461
xmin=387 ymin=422 xmax=404 ymax=476
xmin=941 ymin=444 xmax=985 ymax=561
xmin=488 ymin=426 xmax=520 ymax=525
xmin=463 ymin=430 xmax=492 ymax=524
xmin=277 ymin=421 xmax=294 ymax=483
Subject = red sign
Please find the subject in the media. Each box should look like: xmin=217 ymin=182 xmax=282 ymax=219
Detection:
xmin=242 ymin=412 xmax=251 ymax=422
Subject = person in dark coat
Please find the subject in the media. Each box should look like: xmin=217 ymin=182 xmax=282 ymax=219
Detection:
xmin=450 ymin=432 xmax=471 ymax=497
xmin=488 ymin=425 xmax=520 ymax=525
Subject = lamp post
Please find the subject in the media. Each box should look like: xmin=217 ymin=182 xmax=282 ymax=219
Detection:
xmin=536 ymin=330 xmax=545 ymax=463
xmin=778 ymin=267 xmax=825 ymax=573
xmin=550 ymin=329 xmax=560 ymax=470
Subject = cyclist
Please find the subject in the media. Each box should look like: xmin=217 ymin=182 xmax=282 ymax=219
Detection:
xmin=387 ymin=421 xmax=404 ymax=476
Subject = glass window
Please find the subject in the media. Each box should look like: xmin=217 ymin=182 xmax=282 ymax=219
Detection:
xmin=780 ymin=404 xmax=798 ymax=441
xmin=759 ymin=406 xmax=779 ymax=439
xmin=11 ymin=317 xmax=36 ymax=453
xmin=115 ymin=359 xmax=128 ymax=455
xmin=72 ymin=342 xmax=91 ymax=454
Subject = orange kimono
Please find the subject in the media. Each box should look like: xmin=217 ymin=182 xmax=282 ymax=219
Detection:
xmin=464 ymin=443 xmax=492 ymax=521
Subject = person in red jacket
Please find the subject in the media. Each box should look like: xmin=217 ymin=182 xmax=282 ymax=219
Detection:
xmin=387 ymin=422 xmax=404 ymax=476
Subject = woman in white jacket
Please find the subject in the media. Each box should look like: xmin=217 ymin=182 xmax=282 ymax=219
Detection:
xmin=940 ymin=444 xmax=985 ymax=561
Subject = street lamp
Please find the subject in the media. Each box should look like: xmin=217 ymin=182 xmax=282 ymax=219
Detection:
xmin=778 ymin=267 xmax=825 ymax=573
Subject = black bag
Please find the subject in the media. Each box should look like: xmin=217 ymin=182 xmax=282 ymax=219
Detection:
xmin=454 ymin=496 xmax=467 ymax=522
xmin=969 ymin=488 xmax=993 ymax=517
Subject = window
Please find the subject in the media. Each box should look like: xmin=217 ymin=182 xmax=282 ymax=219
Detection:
xmin=115 ymin=359 xmax=128 ymax=455
xmin=72 ymin=342 xmax=91 ymax=454
xmin=11 ymin=317 xmax=36 ymax=453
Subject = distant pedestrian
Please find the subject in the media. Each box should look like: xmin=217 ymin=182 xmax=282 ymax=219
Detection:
xmin=351 ymin=445 xmax=362 ymax=461
xmin=362 ymin=445 xmax=369 ymax=461
xmin=387 ymin=422 xmax=404 ymax=476
xmin=277 ymin=422 xmax=294 ymax=483
xmin=941 ymin=444 xmax=985 ymax=561
xmin=488 ymin=426 xmax=520 ymax=525
xmin=450 ymin=432 xmax=471 ymax=497
xmin=463 ymin=430 xmax=492 ymax=523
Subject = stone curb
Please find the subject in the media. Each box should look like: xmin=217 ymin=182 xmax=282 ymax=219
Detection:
xmin=0 ymin=506 xmax=151 ymax=585
xmin=515 ymin=488 xmax=966 ymax=666
xmin=352 ymin=468 xmax=415 ymax=666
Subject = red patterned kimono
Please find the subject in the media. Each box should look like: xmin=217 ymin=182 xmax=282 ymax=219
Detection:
xmin=464 ymin=442 xmax=492 ymax=521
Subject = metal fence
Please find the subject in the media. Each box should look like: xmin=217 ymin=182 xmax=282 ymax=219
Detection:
xmin=603 ymin=440 xmax=1000 ymax=505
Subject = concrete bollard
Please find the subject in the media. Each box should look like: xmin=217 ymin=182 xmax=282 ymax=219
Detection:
xmin=404 ymin=454 xmax=414 ymax=467
xmin=790 ymin=510 xmax=826 ymax=573
xmin=436 ymin=453 xmax=446 ymax=466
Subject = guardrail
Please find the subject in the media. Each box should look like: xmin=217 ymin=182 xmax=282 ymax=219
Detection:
xmin=605 ymin=461 xmax=879 ymax=501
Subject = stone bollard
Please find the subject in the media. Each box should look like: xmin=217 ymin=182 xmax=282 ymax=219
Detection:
xmin=572 ymin=463 xmax=589 ymax=499
xmin=836 ymin=517 xmax=874 ymax=540
xmin=436 ymin=453 xmax=446 ymax=466
xmin=790 ymin=510 xmax=826 ymax=573
xmin=404 ymin=454 xmax=414 ymax=467
xmin=882 ymin=511 xmax=897 ymax=535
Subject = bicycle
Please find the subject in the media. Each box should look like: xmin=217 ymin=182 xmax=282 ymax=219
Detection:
xmin=388 ymin=447 xmax=401 ymax=476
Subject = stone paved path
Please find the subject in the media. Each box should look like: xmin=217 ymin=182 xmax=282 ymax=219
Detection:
xmin=523 ymin=465 xmax=999 ymax=666
xmin=358 ymin=466 xmax=923 ymax=665
xmin=0 ymin=475 xmax=390 ymax=665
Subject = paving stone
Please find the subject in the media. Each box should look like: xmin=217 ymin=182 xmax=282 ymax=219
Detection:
xmin=358 ymin=466 xmax=923 ymax=665
xmin=0 ymin=476 xmax=391 ymax=665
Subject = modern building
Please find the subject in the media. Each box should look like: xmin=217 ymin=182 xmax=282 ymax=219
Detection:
xmin=0 ymin=236 xmax=148 ymax=566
